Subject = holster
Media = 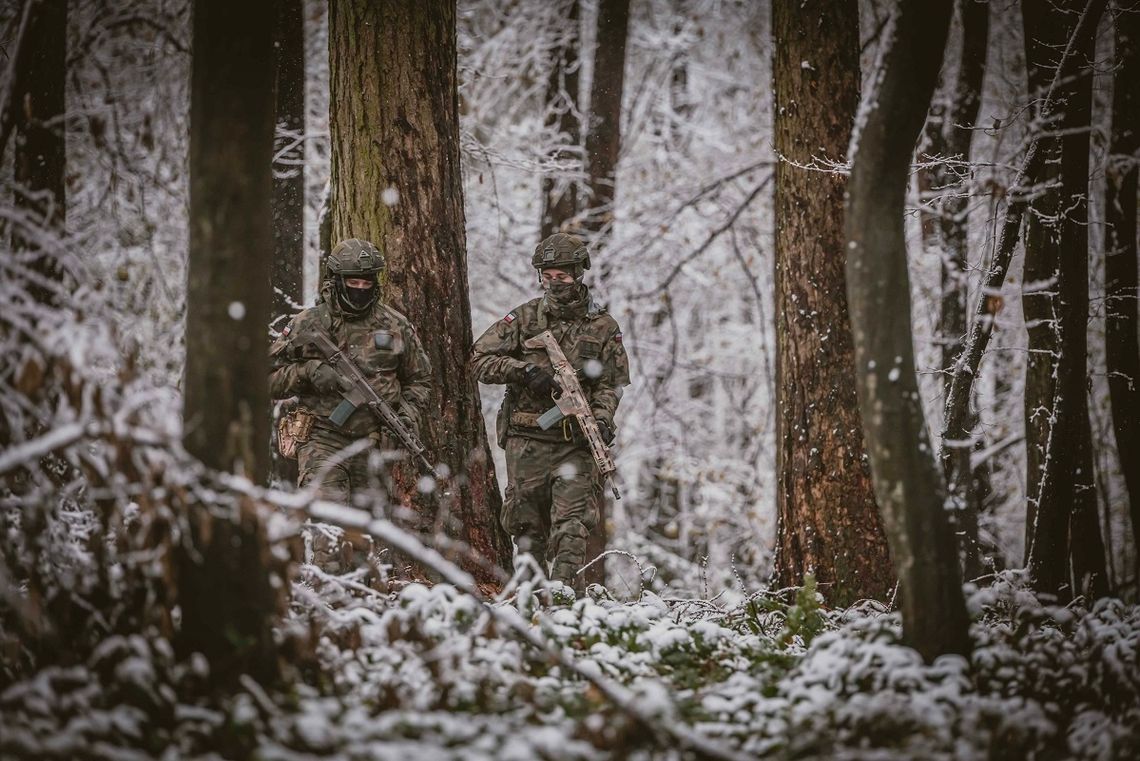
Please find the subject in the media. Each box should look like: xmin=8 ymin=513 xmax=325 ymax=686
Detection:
xmin=277 ymin=407 xmax=316 ymax=459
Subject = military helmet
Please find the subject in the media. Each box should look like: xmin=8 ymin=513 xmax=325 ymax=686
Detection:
xmin=328 ymin=238 xmax=386 ymax=279
xmin=531 ymin=233 xmax=591 ymax=274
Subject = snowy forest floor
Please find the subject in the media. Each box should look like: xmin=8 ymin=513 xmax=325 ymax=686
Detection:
xmin=2 ymin=549 xmax=1138 ymax=760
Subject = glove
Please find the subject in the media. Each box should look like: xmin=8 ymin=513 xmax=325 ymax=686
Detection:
xmin=596 ymin=418 xmax=615 ymax=446
xmin=522 ymin=364 xmax=560 ymax=398
xmin=306 ymin=360 xmax=343 ymax=395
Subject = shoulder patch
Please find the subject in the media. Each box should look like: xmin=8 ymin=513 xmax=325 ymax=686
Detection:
xmin=282 ymin=325 xmax=291 ymax=337
xmin=614 ymin=331 xmax=623 ymax=344
xmin=503 ymin=312 xmax=517 ymax=324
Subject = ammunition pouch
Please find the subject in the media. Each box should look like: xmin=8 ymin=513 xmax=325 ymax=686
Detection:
xmin=277 ymin=407 xmax=316 ymax=459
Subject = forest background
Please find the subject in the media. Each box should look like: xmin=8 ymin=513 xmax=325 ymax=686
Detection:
xmin=1 ymin=0 xmax=1139 ymax=758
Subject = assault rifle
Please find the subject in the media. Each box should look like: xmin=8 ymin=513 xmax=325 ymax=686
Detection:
xmin=308 ymin=331 xmax=442 ymax=480
xmin=522 ymin=330 xmax=621 ymax=500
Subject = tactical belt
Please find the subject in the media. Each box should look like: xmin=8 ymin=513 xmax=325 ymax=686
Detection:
xmin=510 ymin=410 xmax=576 ymax=441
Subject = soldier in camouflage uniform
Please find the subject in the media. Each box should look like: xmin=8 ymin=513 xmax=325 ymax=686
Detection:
xmin=270 ymin=238 xmax=432 ymax=507
xmin=471 ymin=233 xmax=630 ymax=591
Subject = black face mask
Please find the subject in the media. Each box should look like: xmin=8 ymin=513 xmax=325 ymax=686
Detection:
xmin=336 ymin=276 xmax=377 ymax=314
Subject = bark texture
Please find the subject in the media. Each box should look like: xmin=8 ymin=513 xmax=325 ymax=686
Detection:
xmin=1106 ymin=4 xmax=1140 ymax=560
xmin=180 ymin=0 xmax=280 ymax=684
xmin=271 ymin=0 xmax=306 ymax=488
xmin=540 ymin=0 xmax=582 ymax=239
xmin=773 ymin=0 xmax=893 ymax=606
xmin=329 ymin=0 xmax=511 ymax=580
xmin=272 ymin=0 xmax=306 ymax=323
xmin=844 ymin=0 xmax=971 ymax=660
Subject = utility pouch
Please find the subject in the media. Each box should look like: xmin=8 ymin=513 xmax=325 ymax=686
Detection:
xmin=277 ymin=407 xmax=315 ymax=459
xmin=496 ymin=388 xmax=515 ymax=448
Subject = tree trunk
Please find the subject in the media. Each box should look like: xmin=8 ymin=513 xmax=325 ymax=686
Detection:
xmin=272 ymin=0 xmax=306 ymax=323
xmin=1106 ymin=4 xmax=1140 ymax=563
xmin=540 ymin=0 xmax=582 ymax=239
xmin=180 ymin=0 xmax=279 ymax=684
xmin=844 ymin=0 xmax=971 ymax=660
xmin=328 ymin=0 xmax=511 ymax=581
xmin=772 ymin=0 xmax=893 ymax=606
xmin=581 ymin=0 xmax=630 ymax=247
xmin=9 ymin=0 xmax=67 ymax=306
xmin=580 ymin=0 xmax=631 ymax=586
xmin=1022 ymin=0 xmax=1108 ymax=599
xmin=270 ymin=0 xmax=306 ymax=489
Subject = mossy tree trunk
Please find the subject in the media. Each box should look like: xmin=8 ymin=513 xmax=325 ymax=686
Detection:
xmin=329 ymin=0 xmax=511 ymax=581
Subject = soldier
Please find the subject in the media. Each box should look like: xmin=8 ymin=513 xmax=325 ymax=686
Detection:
xmin=471 ymin=233 xmax=630 ymax=592
xmin=270 ymin=238 xmax=431 ymax=507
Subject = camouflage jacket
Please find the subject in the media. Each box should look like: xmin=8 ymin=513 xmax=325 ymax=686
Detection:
xmin=471 ymin=289 xmax=630 ymax=443
xmin=269 ymin=294 xmax=432 ymax=438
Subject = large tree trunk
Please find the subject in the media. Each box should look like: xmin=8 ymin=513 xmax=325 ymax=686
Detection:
xmin=328 ymin=0 xmax=511 ymax=581
xmin=772 ymin=0 xmax=892 ymax=606
xmin=1022 ymin=0 xmax=1108 ymax=599
xmin=581 ymin=0 xmax=630 ymax=248
xmin=8 ymin=0 xmax=67 ymax=307
xmin=920 ymin=0 xmax=990 ymax=577
xmin=1106 ymin=4 xmax=1140 ymax=562
xmin=180 ymin=0 xmax=280 ymax=683
xmin=540 ymin=0 xmax=582 ymax=239
xmin=844 ymin=0 xmax=971 ymax=661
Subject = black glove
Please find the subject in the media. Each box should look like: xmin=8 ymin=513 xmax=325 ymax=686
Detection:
xmin=306 ymin=360 xmax=343 ymax=395
xmin=522 ymin=364 xmax=560 ymax=398
xmin=596 ymin=419 xmax=615 ymax=445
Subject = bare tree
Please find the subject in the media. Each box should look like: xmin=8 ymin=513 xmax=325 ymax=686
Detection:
xmin=179 ymin=0 xmax=280 ymax=682
xmin=919 ymin=0 xmax=990 ymax=576
xmin=845 ymin=0 xmax=971 ymax=660
xmin=329 ymin=0 xmax=511 ymax=579
xmin=1021 ymin=0 xmax=1108 ymax=599
xmin=1106 ymin=3 xmax=1140 ymax=560
xmin=540 ymin=0 xmax=582 ymax=239
xmin=772 ymin=0 xmax=892 ymax=606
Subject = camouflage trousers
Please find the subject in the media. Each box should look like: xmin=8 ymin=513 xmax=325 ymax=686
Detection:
xmin=297 ymin=425 xmax=390 ymax=509
xmin=502 ymin=434 xmax=602 ymax=591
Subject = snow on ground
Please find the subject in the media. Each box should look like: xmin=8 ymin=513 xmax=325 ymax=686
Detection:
xmin=2 ymin=565 xmax=1137 ymax=760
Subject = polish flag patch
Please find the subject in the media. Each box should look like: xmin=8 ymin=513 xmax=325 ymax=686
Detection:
xmin=503 ymin=312 xmax=517 ymax=324
xmin=614 ymin=331 xmax=623 ymax=344
xmin=282 ymin=325 xmax=292 ymax=337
